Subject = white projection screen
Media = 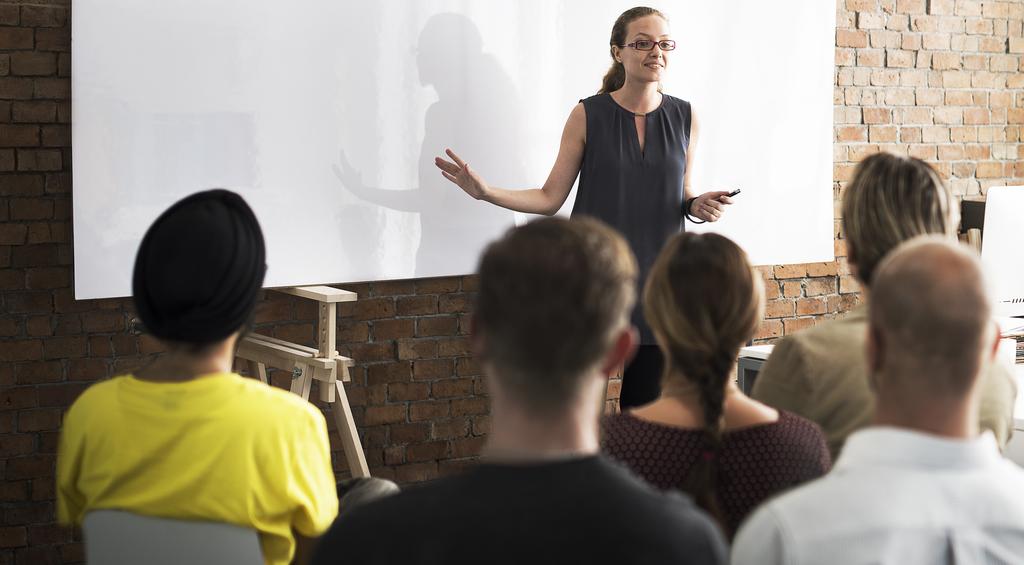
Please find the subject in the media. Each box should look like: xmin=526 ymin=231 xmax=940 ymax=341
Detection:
xmin=73 ymin=0 xmax=835 ymax=299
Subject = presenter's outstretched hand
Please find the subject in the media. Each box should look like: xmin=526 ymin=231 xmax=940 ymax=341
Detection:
xmin=435 ymin=148 xmax=488 ymax=201
xmin=689 ymin=191 xmax=734 ymax=222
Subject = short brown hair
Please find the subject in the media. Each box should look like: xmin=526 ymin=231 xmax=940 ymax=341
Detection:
xmin=474 ymin=217 xmax=637 ymax=414
xmin=842 ymin=152 xmax=958 ymax=286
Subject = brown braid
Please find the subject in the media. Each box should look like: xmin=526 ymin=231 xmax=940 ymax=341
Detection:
xmin=675 ymin=347 xmax=734 ymax=531
xmin=643 ymin=232 xmax=764 ymax=536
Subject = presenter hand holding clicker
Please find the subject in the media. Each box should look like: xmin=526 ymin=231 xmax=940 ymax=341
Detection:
xmin=435 ymin=7 xmax=733 ymax=410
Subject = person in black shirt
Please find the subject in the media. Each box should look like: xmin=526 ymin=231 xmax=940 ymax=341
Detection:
xmin=312 ymin=217 xmax=726 ymax=565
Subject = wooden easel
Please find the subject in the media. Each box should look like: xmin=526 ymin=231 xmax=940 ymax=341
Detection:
xmin=235 ymin=286 xmax=369 ymax=478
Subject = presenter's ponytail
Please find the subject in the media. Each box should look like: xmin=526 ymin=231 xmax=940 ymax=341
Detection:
xmin=643 ymin=232 xmax=763 ymax=535
xmin=599 ymin=7 xmax=666 ymax=94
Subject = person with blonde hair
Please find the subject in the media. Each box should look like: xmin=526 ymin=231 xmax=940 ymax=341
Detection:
xmin=734 ymin=238 xmax=1024 ymax=564
xmin=602 ymin=232 xmax=830 ymax=537
xmin=751 ymin=152 xmax=1015 ymax=457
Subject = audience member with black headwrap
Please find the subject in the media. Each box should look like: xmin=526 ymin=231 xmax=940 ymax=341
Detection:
xmin=57 ymin=190 xmax=339 ymax=565
xmin=132 ymin=188 xmax=268 ymax=347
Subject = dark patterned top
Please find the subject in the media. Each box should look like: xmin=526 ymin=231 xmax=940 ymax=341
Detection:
xmin=601 ymin=410 xmax=831 ymax=536
xmin=572 ymin=93 xmax=691 ymax=345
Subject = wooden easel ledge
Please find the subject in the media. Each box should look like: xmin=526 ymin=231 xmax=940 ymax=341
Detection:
xmin=272 ymin=285 xmax=357 ymax=303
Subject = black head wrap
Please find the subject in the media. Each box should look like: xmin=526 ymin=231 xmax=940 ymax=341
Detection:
xmin=132 ymin=189 xmax=267 ymax=345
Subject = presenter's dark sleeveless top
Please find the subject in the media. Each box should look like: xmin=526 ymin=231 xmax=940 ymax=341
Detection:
xmin=572 ymin=93 xmax=691 ymax=344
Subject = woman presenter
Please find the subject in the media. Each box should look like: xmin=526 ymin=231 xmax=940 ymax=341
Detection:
xmin=435 ymin=6 xmax=733 ymax=409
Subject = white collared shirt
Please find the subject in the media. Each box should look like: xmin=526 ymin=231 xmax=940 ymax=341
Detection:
xmin=732 ymin=427 xmax=1024 ymax=565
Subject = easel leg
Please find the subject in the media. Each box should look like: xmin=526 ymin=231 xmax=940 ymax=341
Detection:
xmin=332 ymin=380 xmax=370 ymax=478
xmin=602 ymin=364 xmax=624 ymax=415
xmin=247 ymin=360 xmax=268 ymax=384
xmin=290 ymin=363 xmax=313 ymax=400
xmin=318 ymin=369 xmax=336 ymax=403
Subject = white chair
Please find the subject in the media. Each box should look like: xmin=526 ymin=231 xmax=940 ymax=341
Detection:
xmin=83 ymin=510 xmax=262 ymax=565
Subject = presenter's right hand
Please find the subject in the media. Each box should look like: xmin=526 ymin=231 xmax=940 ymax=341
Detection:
xmin=690 ymin=190 xmax=734 ymax=222
xmin=435 ymin=148 xmax=489 ymax=201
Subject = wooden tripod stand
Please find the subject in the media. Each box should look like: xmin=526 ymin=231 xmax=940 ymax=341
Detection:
xmin=235 ymin=286 xmax=369 ymax=478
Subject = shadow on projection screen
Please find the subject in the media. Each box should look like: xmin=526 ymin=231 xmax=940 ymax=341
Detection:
xmin=72 ymin=0 xmax=834 ymax=299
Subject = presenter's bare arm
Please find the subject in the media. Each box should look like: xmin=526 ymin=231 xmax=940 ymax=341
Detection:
xmin=434 ymin=106 xmax=731 ymax=221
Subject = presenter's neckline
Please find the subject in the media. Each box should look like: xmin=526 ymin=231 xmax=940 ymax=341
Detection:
xmin=607 ymin=92 xmax=665 ymax=116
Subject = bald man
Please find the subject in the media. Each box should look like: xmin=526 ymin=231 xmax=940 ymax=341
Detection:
xmin=733 ymin=237 xmax=1024 ymax=565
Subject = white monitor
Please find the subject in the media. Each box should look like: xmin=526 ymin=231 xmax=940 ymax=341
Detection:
xmin=981 ymin=186 xmax=1024 ymax=317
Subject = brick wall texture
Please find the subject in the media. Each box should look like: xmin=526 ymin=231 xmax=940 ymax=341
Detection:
xmin=1 ymin=0 xmax=1023 ymax=562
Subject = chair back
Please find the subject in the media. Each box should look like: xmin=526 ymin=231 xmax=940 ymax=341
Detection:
xmin=83 ymin=510 xmax=262 ymax=565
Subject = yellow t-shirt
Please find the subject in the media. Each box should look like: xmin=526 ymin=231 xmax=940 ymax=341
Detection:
xmin=56 ymin=372 xmax=338 ymax=565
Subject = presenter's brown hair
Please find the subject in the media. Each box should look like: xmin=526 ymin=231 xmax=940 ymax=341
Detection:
xmin=599 ymin=7 xmax=667 ymax=94
xmin=643 ymin=232 xmax=763 ymax=532
xmin=474 ymin=217 xmax=636 ymax=415
xmin=842 ymin=152 xmax=958 ymax=286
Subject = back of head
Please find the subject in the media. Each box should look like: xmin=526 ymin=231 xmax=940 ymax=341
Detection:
xmin=842 ymin=152 xmax=958 ymax=286
xmin=132 ymin=189 xmax=267 ymax=350
xmin=474 ymin=217 xmax=637 ymax=416
xmin=643 ymin=232 xmax=763 ymax=531
xmin=869 ymin=236 xmax=992 ymax=399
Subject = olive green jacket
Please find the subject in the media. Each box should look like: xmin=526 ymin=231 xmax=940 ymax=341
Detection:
xmin=752 ymin=306 xmax=1016 ymax=459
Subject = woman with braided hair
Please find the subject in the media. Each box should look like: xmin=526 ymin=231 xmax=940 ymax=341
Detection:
xmin=601 ymin=232 xmax=830 ymax=537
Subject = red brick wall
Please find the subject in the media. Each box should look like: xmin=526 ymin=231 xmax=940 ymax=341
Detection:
xmin=2 ymin=0 xmax=1023 ymax=562
xmin=757 ymin=0 xmax=1024 ymax=344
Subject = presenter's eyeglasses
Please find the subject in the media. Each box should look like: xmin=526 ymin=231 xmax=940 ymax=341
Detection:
xmin=624 ymin=39 xmax=676 ymax=51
